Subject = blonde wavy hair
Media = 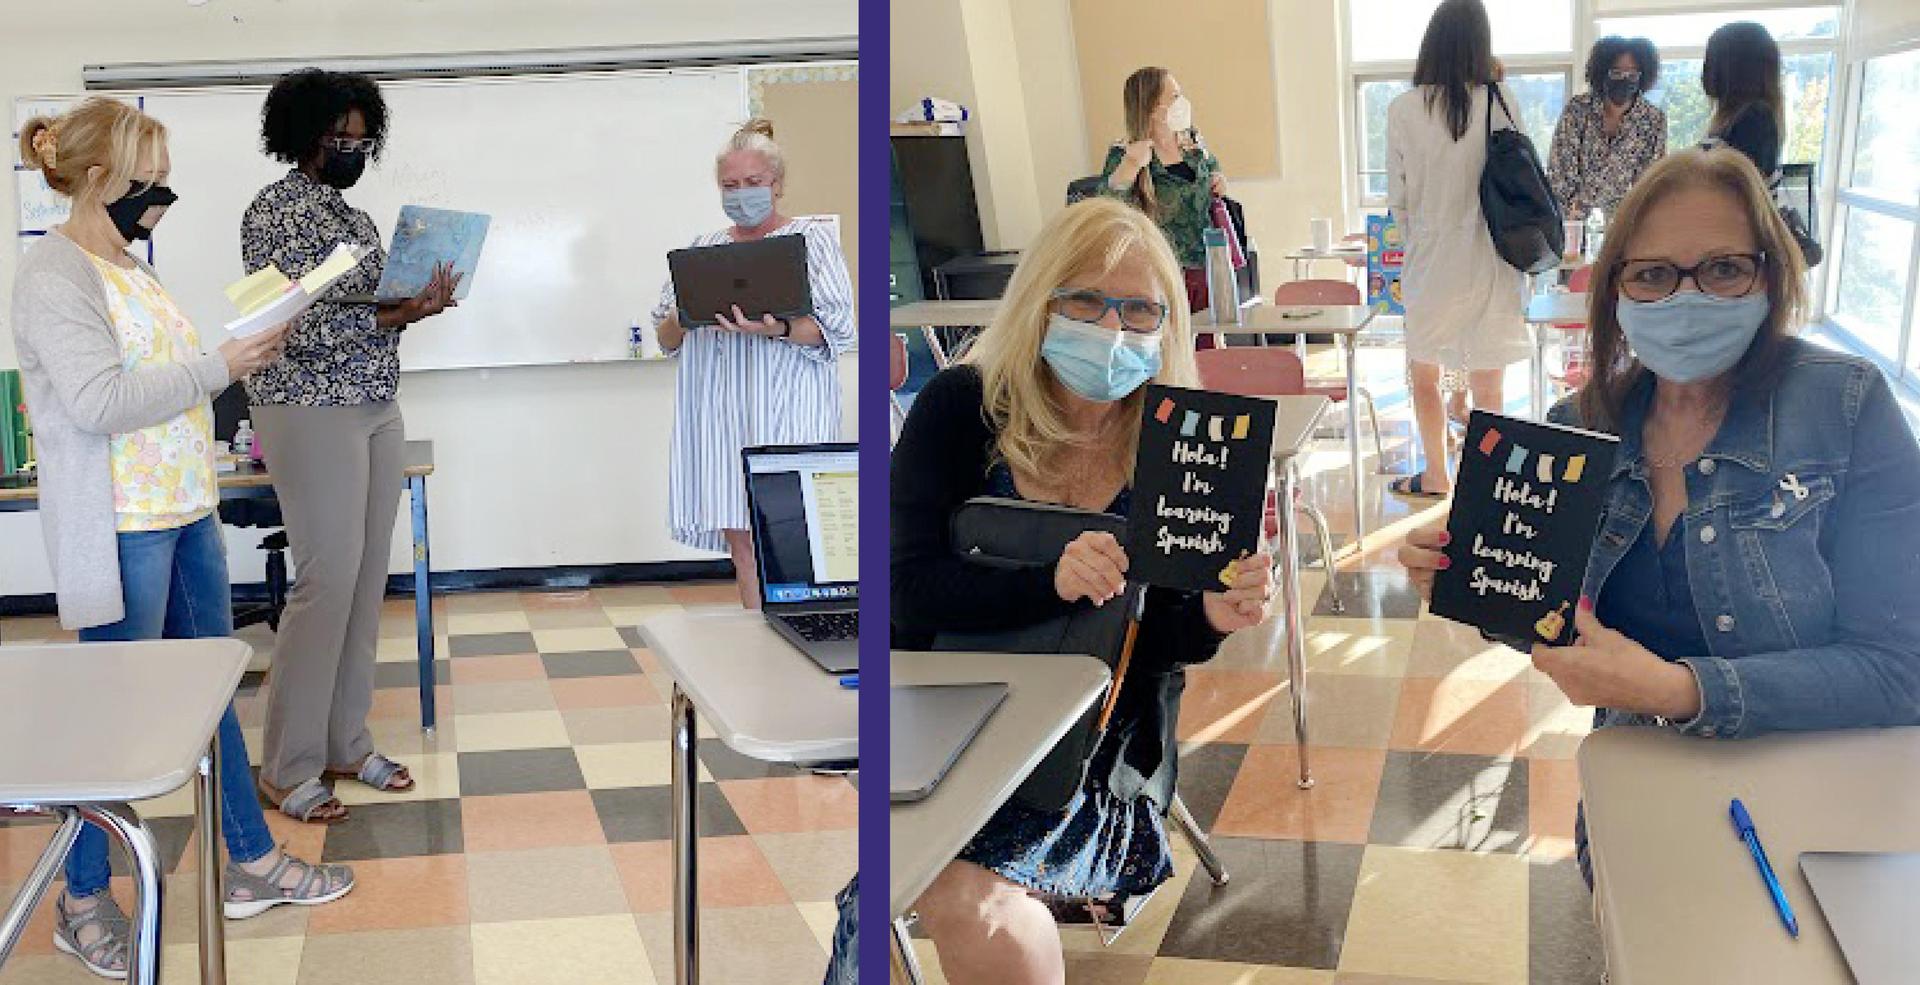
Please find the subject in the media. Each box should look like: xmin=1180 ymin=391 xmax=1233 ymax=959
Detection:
xmin=961 ymin=197 xmax=1197 ymax=480
xmin=18 ymin=97 xmax=167 ymax=203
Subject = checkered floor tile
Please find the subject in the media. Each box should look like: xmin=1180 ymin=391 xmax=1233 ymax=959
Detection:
xmin=0 ymin=583 xmax=853 ymax=985
xmin=907 ymin=356 xmax=1607 ymax=984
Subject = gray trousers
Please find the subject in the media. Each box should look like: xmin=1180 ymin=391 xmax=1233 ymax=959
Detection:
xmin=253 ymin=401 xmax=405 ymax=788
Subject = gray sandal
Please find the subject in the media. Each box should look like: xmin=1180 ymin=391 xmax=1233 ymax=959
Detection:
xmin=258 ymin=776 xmax=348 ymax=824
xmin=325 ymin=752 xmax=413 ymax=792
xmin=224 ymin=847 xmax=355 ymax=919
xmin=53 ymin=891 xmax=130 ymax=980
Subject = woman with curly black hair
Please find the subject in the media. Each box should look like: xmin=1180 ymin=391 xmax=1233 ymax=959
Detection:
xmin=240 ymin=68 xmax=459 ymax=823
xmin=1548 ymin=35 xmax=1667 ymax=221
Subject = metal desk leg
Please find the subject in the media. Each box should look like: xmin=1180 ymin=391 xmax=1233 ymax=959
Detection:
xmin=919 ymin=326 xmax=949 ymax=371
xmin=82 ymin=804 xmax=162 ymax=985
xmin=1341 ymin=332 xmax=1366 ymax=552
xmin=410 ymin=474 xmax=437 ymax=733
xmin=0 ymin=808 xmax=82 ymax=966
xmin=671 ymin=685 xmax=700 ymax=985
xmin=1531 ymin=325 xmax=1548 ymax=420
xmin=195 ymin=743 xmax=226 ymax=985
xmin=1280 ymin=461 xmax=1314 ymax=789
xmin=891 ymin=917 xmax=925 ymax=985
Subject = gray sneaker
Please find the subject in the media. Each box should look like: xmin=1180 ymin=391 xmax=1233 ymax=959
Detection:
xmin=52 ymin=891 xmax=130 ymax=980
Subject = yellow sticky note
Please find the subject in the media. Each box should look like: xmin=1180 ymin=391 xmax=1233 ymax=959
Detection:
xmin=223 ymin=266 xmax=291 ymax=315
xmin=297 ymin=244 xmax=360 ymax=295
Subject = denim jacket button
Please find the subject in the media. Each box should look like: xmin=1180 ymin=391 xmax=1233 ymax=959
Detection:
xmin=1700 ymin=525 xmax=1718 ymax=545
xmin=1697 ymin=458 xmax=1716 ymax=475
xmin=1716 ymin=614 xmax=1735 ymax=632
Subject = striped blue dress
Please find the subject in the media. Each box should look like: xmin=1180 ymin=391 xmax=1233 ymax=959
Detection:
xmin=652 ymin=219 xmax=855 ymax=553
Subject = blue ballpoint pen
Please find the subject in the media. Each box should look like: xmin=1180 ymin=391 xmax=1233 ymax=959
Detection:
xmin=837 ymin=674 xmax=858 ymax=689
xmin=1729 ymin=798 xmax=1799 ymax=938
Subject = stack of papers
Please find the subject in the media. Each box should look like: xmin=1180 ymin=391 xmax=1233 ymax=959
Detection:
xmin=222 ymin=243 xmax=362 ymax=337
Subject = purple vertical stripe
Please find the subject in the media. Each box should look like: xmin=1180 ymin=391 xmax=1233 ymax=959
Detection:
xmin=855 ymin=0 xmax=889 ymax=978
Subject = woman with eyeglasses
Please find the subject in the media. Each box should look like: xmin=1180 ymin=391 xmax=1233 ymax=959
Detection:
xmin=1548 ymin=35 xmax=1668 ymax=221
xmin=892 ymin=198 xmax=1276 ymax=984
xmin=1398 ymin=147 xmax=1920 ymax=886
xmin=651 ymin=119 xmax=855 ymax=607
xmin=240 ymin=68 xmax=460 ymax=823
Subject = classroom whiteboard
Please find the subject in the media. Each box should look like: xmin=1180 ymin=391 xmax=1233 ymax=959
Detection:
xmin=31 ymin=69 xmax=754 ymax=371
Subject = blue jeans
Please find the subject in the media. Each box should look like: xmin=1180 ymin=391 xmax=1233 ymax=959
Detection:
xmin=66 ymin=515 xmax=275 ymax=897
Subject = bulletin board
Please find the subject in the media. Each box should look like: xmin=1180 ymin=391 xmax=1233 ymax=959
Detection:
xmin=1069 ymin=0 xmax=1281 ymax=179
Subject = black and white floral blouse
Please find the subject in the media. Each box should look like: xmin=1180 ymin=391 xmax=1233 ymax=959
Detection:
xmin=239 ymin=169 xmax=394 ymax=406
xmin=1547 ymin=91 xmax=1668 ymax=220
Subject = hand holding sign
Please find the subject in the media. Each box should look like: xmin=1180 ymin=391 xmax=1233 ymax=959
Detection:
xmin=1203 ymin=551 xmax=1278 ymax=633
xmin=1529 ymin=599 xmax=1703 ymax=720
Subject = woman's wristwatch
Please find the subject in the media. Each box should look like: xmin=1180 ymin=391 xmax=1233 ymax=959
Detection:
xmin=777 ymin=318 xmax=793 ymax=339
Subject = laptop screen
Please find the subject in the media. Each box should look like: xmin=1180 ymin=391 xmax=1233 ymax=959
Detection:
xmin=743 ymin=444 xmax=859 ymax=607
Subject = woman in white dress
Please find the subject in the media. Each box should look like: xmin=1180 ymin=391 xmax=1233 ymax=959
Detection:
xmin=652 ymin=119 xmax=856 ymax=606
xmin=1386 ymin=0 xmax=1532 ymax=498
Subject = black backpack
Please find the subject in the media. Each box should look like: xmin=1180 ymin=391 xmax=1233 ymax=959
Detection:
xmin=1480 ymin=83 xmax=1564 ymax=274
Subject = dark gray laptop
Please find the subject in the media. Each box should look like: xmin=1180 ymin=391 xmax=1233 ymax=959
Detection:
xmin=1800 ymin=852 xmax=1920 ymax=985
xmin=890 ymin=683 xmax=1008 ymax=803
xmin=669 ymin=233 xmax=811 ymax=328
xmin=743 ymin=443 xmax=858 ymax=673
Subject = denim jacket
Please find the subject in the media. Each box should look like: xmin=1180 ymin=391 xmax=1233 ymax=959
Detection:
xmin=1549 ymin=338 xmax=1920 ymax=739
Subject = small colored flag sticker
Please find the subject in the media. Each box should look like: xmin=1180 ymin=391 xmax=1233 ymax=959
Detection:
xmin=1563 ymin=454 xmax=1586 ymax=482
xmin=1232 ymin=414 xmax=1250 ymax=439
xmin=1479 ymin=427 xmax=1503 ymax=457
xmin=1180 ymin=411 xmax=1201 ymax=437
xmin=1536 ymin=453 xmax=1556 ymax=484
xmin=1154 ymin=398 xmax=1176 ymax=424
xmin=1208 ymin=416 xmax=1225 ymax=442
xmin=1505 ymin=444 xmax=1528 ymax=474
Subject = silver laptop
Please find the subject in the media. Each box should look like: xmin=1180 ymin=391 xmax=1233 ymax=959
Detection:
xmin=742 ymin=443 xmax=859 ymax=673
xmin=1800 ymin=852 xmax=1920 ymax=985
xmin=890 ymin=683 xmax=1008 ymax=803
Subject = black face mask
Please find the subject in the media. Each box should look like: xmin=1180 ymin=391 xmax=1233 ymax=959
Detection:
xmin=105 ymin=182 xmax=177 ymax=242
xmin=317 ymin=147 xmax=367 ymax=189
xmin=1605 ymin=78 xmax=1640 ymax=106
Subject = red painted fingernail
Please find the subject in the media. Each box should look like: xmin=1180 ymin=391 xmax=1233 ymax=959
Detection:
xmin=1436 ymin=556 xmax=1451 ymax=569
xmin=1578 ymin=595 xmax=1593 ymax=612
xmin=1437 ymin=531 xmax=1452 ymax=546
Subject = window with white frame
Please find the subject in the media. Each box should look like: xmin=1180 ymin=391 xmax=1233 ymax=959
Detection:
xmin=1348 ymin=0 xmax=1574 ymax=206
xmin=1827 ymin=45 xmax=1920 ymax=381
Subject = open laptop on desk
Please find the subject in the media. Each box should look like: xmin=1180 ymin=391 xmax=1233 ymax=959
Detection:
xmin=743 ymin=443 xmax=859 ymax=672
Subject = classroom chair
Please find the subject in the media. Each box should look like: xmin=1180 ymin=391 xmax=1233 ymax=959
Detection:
xmin=1270 ymin=279 xmax=1385 ymax=470
xmin=890 ymin=332 xmax=911 ymax=446
xmin=1193 ymin=347 xmax=1346 ymax=614
xmin=1548 ymin=265 xmax=1593 ymax=395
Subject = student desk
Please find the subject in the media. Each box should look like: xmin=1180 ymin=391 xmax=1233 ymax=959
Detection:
xmin=0 ymin=638 xmax=252 ymax=985
xmin=0 ymin=440 xmax=444 ymax=731
xmin=1525 ymin=291 xmax=1590 ymax=420
xmin=642 ymin=608 xmax=858 ymax=985
xmin=887 ymin=299 xmax=1000 ymax=370
xmin=1281 ymin=243 xmax=1367 ymax=280
xmin=1579 ymin=725 xmax=1920 ymax=984
xmin=887 ymin=650 xmax=1110 ymax=980
xmin=1207 ymin=304 xmax=1377 ymax=551
xmin=1262 ymin=394 xmax=1330 ymax=787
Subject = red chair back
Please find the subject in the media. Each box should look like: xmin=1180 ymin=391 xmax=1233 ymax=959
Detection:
xmin=1273 ymin=278 xmax=1362 ymax=306
xmin=1553 ymin=266 xmax=1595 ymax=331
xmin=1195 ymin=346 xmax=1307 ymax=397
xmin=889 ymin=333 xmax=909 ymax=391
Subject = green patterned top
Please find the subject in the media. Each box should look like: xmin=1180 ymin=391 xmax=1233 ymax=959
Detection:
xmin=1099 ymin=142 xmax=1221 ymax=268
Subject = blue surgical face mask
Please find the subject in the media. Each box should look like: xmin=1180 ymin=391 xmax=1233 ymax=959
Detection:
xmin=1040 ymin=313 xmax=1162 ymax=403
xmin=1615 ymin=290 xmax=1769 ymax=383
xmin=722 ymin=185 xmax=775 ymax=228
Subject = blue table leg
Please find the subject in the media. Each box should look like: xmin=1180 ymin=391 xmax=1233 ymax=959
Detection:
xmin=410 ymin=475 xmax=436 ymax=733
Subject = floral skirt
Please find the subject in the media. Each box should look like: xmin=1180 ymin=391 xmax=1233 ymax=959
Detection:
xmin=955 ymin=786 xmax=1173 ymax=898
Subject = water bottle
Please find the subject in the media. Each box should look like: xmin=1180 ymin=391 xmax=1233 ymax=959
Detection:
xmin=630 ymin=323 xmax=646 ymax=359
xmin=1584 ymin=207 xmax=1606 ymax=264
xmin=1203 ymin=227 xmax=1240 ymax=325
xmin=232 ymin=419 xmax=254 ymax=458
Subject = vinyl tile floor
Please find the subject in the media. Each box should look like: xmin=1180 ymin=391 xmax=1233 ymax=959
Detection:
xmin=0 ymin=583 xmax=854 ymax=985
xmin=906 ymin=373 xmax=1607 ymax=985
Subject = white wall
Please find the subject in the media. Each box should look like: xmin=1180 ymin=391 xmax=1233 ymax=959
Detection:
xmin=1 ymin=0 xmax=858 ymax=597
xmin=888 ymin=0 xmax=1350 ymax=270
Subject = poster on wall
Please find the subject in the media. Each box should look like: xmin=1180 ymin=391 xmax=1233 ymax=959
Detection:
xmin=1365 ymin=212 xmax=1404 ymax=315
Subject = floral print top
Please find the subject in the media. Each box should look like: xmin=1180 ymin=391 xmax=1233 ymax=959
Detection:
xmin=1547 ymin=92 xmax=1667 ymax=220
xmin=1098 ymin=141 xmax=1222 ymax=268
xmin=87 ymin=255 xmax=217 ymax=532
xmin=240 ymin=169 xmax=394 ymax=406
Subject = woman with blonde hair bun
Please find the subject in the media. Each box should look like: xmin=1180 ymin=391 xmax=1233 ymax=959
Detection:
xmin=12 ymin=96 xmax=350 ymax=980
xmin=651 ymin=118 xmax=856 ymax=607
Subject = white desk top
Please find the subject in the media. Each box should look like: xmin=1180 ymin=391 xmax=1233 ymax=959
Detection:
xmin=1580 ymin=725 xmax=1920 ymax=985
xmin=0 ymin=640 xmax=250 ymax=803
xmin=1202 ymin=303 xmax=1375 ymax=336
xmin=889 ymin=299 xmax=1002 ymax=328
xmin=641 ymin=608 xmax=858 ymax=763
xmin=1526 ymin=292 xmax=1590 ymax=325
xmin=889 ymin=650 xmax=1110 ymax=918
xmin=1282 ymin=245 xmax=1366 ymax=260
xmin=1268 ymin=394 xmax=1329 ymax=464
